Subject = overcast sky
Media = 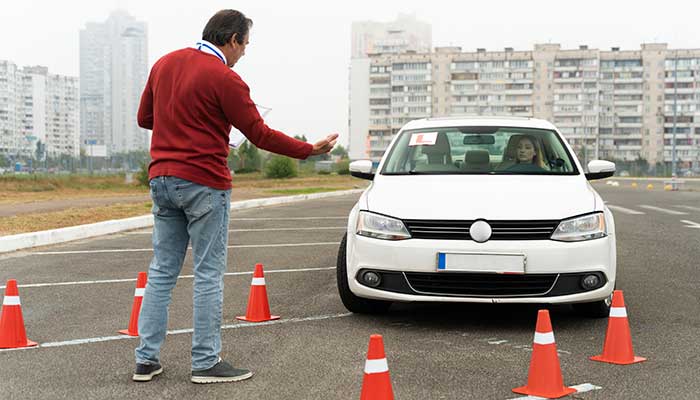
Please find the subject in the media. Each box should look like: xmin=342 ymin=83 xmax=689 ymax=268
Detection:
xmin=2 ymin=0 xmax=699 ymax=146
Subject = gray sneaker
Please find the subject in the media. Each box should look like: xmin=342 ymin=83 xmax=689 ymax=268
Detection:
xmin=132 ymin=363 xmax=163 ymax=382
xmin=191 ymin=359 xmax=253 ymax=384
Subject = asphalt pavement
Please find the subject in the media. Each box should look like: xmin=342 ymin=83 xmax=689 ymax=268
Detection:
xmin=0 ymin=184 xmax=698 ymax=399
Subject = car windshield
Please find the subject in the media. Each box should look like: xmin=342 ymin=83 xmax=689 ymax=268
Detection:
xmin=381 ymin=126 xmax=579 ymax=175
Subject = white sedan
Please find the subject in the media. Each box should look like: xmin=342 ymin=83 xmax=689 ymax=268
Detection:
xmin=337 ymin=117 xmax=617 ymax=317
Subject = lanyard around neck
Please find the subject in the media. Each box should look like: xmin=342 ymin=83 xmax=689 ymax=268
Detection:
xmin=196 ymin=41 xmax=226 ymax=65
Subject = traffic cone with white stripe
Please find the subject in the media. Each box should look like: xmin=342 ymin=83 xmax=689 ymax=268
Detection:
xmin=512 ymin=309 xmax=575 ymax=399
xmin=590 ymin=290 xmax=646 ymax=365
xmin=0 ymin=279 xmax=37 ymax=349
xmin=119 ymin=272 xmax=147 ymax=336
xmin=360 ymin=334 xmax=394 ymax=400
xmin=236 ymin=263 xmax=280 ymax=322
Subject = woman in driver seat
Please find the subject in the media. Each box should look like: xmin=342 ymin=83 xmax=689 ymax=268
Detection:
xmin=500 ymin=135 xmax=546 ymax=172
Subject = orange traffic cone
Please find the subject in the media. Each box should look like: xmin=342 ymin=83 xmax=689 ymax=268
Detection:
xmin=119 ymin=272 xmax=147 ymax=336
xmin=513 ymin=309 xmax=576 ymax=399
xmin=590 ymin=290 xmax=646 ymax=365
xmin=0 ymin=279 xmax=38 ymax=349
xmin=236 ymin=264 xmax=280 ymax=322
xmin=360 ymin=334 xmax=394 ymax=400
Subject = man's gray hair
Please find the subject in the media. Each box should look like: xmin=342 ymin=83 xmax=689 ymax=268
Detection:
xmin=202 ymin=10 xmax=253 ymax=46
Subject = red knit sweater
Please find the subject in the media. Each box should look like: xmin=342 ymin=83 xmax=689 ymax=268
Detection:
xmin=137 ymin=48 xmax=313 ymax=190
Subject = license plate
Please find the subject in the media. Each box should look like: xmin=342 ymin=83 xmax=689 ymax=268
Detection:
xmin=437 ymin=252 xmax=526 ymax=274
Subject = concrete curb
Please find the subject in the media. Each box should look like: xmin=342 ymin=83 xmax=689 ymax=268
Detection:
xmin=0 ymin=188 xmax=364 ymax=254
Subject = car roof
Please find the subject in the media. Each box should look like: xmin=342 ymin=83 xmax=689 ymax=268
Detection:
xmin=401 ymin=116 xmax=557 ymax=131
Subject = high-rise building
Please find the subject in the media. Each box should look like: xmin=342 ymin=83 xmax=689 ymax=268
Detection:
xmin=350 ymin=43 xmax=700 ymax=173
xmin=80 ymin=10 xmax=148 ymax=156
xmin=351 ymin=14 xmax=432 ymax=59
xmin=0 ymin=60 xmax=21 ymax=157
xmin=0 ymin=61 xmax=79 ymax=160
xmin=349 ymin=14 xmax=432 ymax=160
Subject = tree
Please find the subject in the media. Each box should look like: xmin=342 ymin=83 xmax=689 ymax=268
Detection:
xmin=227 ymin=148 xmax=240 ymax=170
xmin=331 ymin=144 xmax=348 ymax=159
xmin=294 ymin=134 xmax=307 ymax=142
xmin=236 ymin=141 xmax=261 ymax=172
xmin=307 ymin=151 xmax=330 ymax=162
xmin=137 ymin=161 xmax=150 ymax=186
xmin=35 ymin=140 xmax=45 ymax=161
xmin=264 ymin=155 xmax=298 ymax=178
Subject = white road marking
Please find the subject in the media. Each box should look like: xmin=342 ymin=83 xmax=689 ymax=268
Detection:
xmin=481 ymin=338 xmax=568 ymax=355
xmin=507 ymin=383 xmax=602 ymax=399
xmin=230 ymin=217 xmax=347 ymax=221
xmin=681 ymin=220 xmax=700 ymax=229
xmin=0 ymin=267 xmax=335 ymax=290
xmin=0 ymin=312 xmax=352 ymax=353
xmin=126 ymin=227 xmax=346 ymax=235
xmin=605 ymin=205 xmax=645 ymax=215
xmin=31 ymin=242 xmax=340 ymax=255
xmin=676 ymin=205 xmax=700 ymax=212
xmin=639 ymin=205 xmax=688 ymax=215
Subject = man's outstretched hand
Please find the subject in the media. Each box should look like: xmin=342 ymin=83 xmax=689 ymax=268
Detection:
xmin=309 ymin=133 xmax=339 ymax=156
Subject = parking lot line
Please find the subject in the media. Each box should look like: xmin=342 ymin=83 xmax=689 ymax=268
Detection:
xmin=606 ymin=205 xmax=645 ymax=215
xmin=31 ymin=242 xmax=340 ymax=255
xmin=680 ymin=220 xmax=700 ymax=229
xmin=126 ymin=227 xmax=346 ymax=235
xmin=507 ymin=383 xmax=601 ymax=399
xmin=676 ymin=205 xmax=700 ymax=212
xmin=0 ymin=312 xmax=352 ymax=353
xmin=0 ymin=267 xmax=335 ymax=290
xmin=639 ymin=205 xmax=688 ymax=215
xmin=230 ymin=217 xmax=347 ymax=221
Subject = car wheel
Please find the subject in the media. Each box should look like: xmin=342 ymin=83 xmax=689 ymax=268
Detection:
xmin=572 ymin=293 xmax=612 ymax=318
xmin=336 ymin=233 xmax=391 ymax=314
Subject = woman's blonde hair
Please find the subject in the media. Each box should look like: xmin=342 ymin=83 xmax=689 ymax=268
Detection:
xmin=517 ymin=135 xmax=545 ymax=168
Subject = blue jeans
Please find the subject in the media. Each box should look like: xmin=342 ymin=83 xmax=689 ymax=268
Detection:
xmin=135 ymin=176 xmax=231 ymax=371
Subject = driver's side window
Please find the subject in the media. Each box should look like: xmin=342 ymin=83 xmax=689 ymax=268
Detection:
xmin=410 ymin=146 xmax=429 ymax=168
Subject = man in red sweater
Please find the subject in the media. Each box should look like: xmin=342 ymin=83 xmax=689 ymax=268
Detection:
xmin=132 ymin=9 xmax=338 ymax=384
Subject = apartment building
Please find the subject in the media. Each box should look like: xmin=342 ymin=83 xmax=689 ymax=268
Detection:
xmin=0 ymin=61 xmax=20 ymax=157
xmin=0 ymin=61 xmax=79 ymax=159
xmin=349 ymin=14 xmax=432 ymax=160
xmin=80 ymin=10 xmax=148 ymax=155
xmin=351 ymin=14 xmax=431 ymax=59
xmin=350 ymin=43 xmax=700 ymax=172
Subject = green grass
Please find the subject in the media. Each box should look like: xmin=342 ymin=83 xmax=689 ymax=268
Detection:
xmin=265 ymin=187 xmax=347 ymax=195
xmin=1 ymin=172 xmax=362 ymax=195
xmin=0 ymin=173 xmax=139 ymax=192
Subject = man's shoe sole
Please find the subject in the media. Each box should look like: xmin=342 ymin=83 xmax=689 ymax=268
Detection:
xmin=132 ymin=367 xmax=163 ymax=382
xmin=190 ymin=371 xmax=253 ymax=384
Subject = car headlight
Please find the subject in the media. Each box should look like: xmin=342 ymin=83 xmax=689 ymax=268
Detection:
xmin=551 ymin=212 xmax=607 ymax=242
xmin=356 ymin=211 xmax=411 ymax=240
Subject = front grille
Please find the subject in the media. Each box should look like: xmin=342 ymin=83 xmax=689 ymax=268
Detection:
xmin=403 ymin=219 xmax=559 ymax=240
xmin=404 ymin=272 xmax=558 ymax=297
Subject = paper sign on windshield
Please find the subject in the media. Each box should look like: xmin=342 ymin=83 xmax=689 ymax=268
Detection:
xmin=408 ymin=132 xmax=438 ymax=146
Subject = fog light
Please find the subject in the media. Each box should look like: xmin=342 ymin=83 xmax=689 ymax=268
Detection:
xmin=581 ymin=274 xmax=601 ymax=290
xmin=362 ymin=271 xmax=382 ymax=288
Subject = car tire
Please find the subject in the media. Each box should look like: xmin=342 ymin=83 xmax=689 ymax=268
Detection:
xmin=336 ymin=233 xmax=391 ymax=314
xmin=572 ymin=294 xmax=612 ymax=318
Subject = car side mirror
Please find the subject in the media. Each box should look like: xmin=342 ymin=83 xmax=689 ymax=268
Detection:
xmin=585 ymin=160 xmax=616 ymax=180
xmin=349 ymin=160 xmax=374 ymax=180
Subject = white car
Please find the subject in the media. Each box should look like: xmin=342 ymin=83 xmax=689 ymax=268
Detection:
xmin=338 ymin=117 xmax=617 ymax=317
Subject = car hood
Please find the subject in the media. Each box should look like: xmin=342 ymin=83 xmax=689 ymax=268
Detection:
xmin=366 ymin=174 xmax=596 ymax=220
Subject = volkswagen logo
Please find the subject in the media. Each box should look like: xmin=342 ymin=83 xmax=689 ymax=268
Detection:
xmin=470 ymin=220 xmax=492 ymax=243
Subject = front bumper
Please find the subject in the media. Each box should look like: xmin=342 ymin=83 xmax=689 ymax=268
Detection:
xmin=346 ymin=232 xmax=616 ymax=304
